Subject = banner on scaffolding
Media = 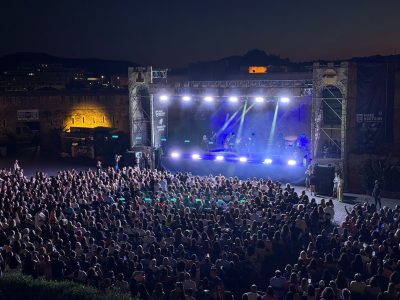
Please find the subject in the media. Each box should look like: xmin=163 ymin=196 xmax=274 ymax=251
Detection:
xmin=152 ymin=102 xmax=168 ymax=149
xmin=355 ymin=63 xmax=395 ymax=153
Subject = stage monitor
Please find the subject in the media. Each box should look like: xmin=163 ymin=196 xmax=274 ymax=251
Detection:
xmin=314 ymin=165 xmax=335 ymax=197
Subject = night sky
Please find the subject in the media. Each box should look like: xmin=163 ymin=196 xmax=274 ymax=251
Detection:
xmin=1 ymin=0 xmax=400 ymax=68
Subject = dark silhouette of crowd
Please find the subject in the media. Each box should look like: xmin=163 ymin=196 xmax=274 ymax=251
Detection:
xmin=0 ymin=163 xmax=399 ymax=300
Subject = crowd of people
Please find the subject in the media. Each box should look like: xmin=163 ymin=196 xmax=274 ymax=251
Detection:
xmin=0 ymin=162 xmax=399 ymax=300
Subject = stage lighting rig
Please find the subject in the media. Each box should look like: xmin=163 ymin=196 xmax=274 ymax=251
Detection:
xmin=263 ymin=158 xmax=273 ymax=165
xmin=239 ymin=156 xmax=248 ymax=163
xmin=228 ymin=96 xmax=239 ymax=103
xmin=159 ymin=95 xmax=169 ymax=101
xmin=280 ymin=97 xmax=290 ymax=103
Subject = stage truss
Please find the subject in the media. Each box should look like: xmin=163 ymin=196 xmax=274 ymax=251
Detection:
xmin=128 ymin=67 xmax=168 ymax=148
xmin=311 ymin=62 xmax=349 ymax=176
xmin=129 ymin=65 xmax=349 ymax=169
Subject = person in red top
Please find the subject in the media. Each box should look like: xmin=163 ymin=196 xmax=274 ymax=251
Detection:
xmin=341 ymin=215 xmax=357 ymax=235
xmin=49 ymin=208 xmax=57 ymax=225
xmin=97 ymin=192 xmax=104 ymax=203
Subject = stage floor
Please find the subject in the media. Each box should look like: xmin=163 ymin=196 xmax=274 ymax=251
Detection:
xmin=162 ymin=156 xmax=307 ymax=185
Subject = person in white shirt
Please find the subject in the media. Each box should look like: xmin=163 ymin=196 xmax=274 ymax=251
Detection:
xmin=269 ymin=270 xmax=288 ymax=299
xmin=324 ymin=201 xmax=335 ymax=224
xmin=13 ymin=160 xmax=20 ymax=174
xmin=242 ymin=284 xmax=261 ymax=300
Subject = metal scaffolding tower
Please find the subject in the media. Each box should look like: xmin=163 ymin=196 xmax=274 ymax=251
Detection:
xmin=128 ymin=67 xmax=168 ymax=149
xmin=311 ymin=62 xmax=349 ymax=174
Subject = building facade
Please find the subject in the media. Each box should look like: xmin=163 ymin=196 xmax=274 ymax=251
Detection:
xmin=0 ymin=91 xmax=129 ymax=151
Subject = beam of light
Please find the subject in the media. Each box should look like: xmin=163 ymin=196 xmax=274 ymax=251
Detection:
xmin=204 ymin=96 xmax=214 ymax=102
xmin=263 ymin=158 xmax=273 ymax=165
xmin=255 ymin=96 xmax=264 ymax=103
xmin=287 ymin=159 xmax=296 ymax=166
xmin=280 ymin=97 xmax=290 ymax=103
xmin=215 ymin=155 xmax=224 ymax=161
xmin=191 ymin=153 xmax=201 ymax=160
xmin=237 ymin=100 xmax=248 ymax=146
xmin=223 ymin=102 xmax=255 ymax=141
xmin=216 ymin=106 xmax=242 ymax=136
xmin=160 ymin=95 xmax=169 ymax=101
xmin=267 ymin=102 xmax=279 ymax=152
xmin=239 ymin=156 xmax=248 ymax=163
xmin=182 ymin=96 xmax=191 ymax=101
xmin=170 ymin=152 xmax=180 ymax=159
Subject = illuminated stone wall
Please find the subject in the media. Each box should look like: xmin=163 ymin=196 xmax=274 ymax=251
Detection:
xmin=0 ymin=91 xmax=129 ymax=149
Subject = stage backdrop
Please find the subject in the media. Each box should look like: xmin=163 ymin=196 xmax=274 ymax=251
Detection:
xmin=356 ymin=63 xmax=395 ymax=153
xmin=153 ymin=100 xmax=168 ymax=149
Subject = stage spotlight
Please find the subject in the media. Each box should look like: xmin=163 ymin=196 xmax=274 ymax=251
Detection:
xmin=182 ymin=95 xmax=191 ymax=101
xmin=255 ymin=96 xmax=264 ymax=103
xmin=280 ymin=97 xmax=290 ymax=103
xmin=191 ymin=153 xmax=201 ymax=160
xmin=170 ymin=152 xmax=180 ymax=159
xmin=239 ymin=156 xmax=248 ymax=163
xmin=287 ymin=159 xmax=296 ymax=166
xmin=263 ymin=158 xmax=273 ymax=165
xmin=229 ymin=96 xmax=239 ymax=103
xmin=159 ymin=95 xmax=169 ymax=101
xmin=215 ymin=155 xmax=224 ymax=161
xmin=204 ymin=96 xmax=214 ymax=102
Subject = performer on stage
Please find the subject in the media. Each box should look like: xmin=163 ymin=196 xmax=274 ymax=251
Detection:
xmin=337 ymin=175 xmax=344 ymax=202
xmin=201 ymin=134 xmax=209 ymax=151
xmin=372 ymin=180 xmax=382 ymax=208
xmin=310 ymin=170 xmax=317 ymax=196
xmin=305 ymin=167 xmax=311 ymax=191
xmin=333 ymin=172 xmax=340 ymax=198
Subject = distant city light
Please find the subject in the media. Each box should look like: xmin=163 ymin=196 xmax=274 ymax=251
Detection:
xmin=204 ymin=96 xmax=214 ymax=102
xmin=280 ymin=97 xmax=290 ymax=103
xmin=192 ymin=153 xmax=201 ymax=160
xmin=263 ymin=158 xmax=273 ymax=165
xmin=239 ymin=156 xmax=248 ymax=163
xmin=255 ymin=96 xmax=264 ymax=103
xmin=160 ymin=95 xmax=169 ymax=101
xmin=229 ymin=96 xmax=239 ymax=103
xmin=182 ymin=95 xmax=191 ymax=101
xmin=287 ymin=159 xmax=296 ymax=166
xmin=215 ymin=155 xmax=224 ymax=161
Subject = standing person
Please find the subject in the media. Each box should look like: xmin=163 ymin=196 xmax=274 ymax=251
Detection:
xmin=333 ymin=173 xmax=339 ymax=198
xmin=242 ymin=284 xmax=261 ymax=300
xmin=305 ymin=167 xmax=311 ymax=191
xmin=372 ymin=180 xmax=382 ymax=209
xmin=114 ymin=154 xmax=121 ymax=171
xmin=310 ymin=170 xmax=317 ymax=197
xmin=337 ymin=175 xmax=344 ymax=202
xmin=201 ymin=134 xmax=209 ymax=151
xmin=13 ymin=159 xmax=20 ymax=174
xmin=96 ymin=160 xmax=102 ymax=174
